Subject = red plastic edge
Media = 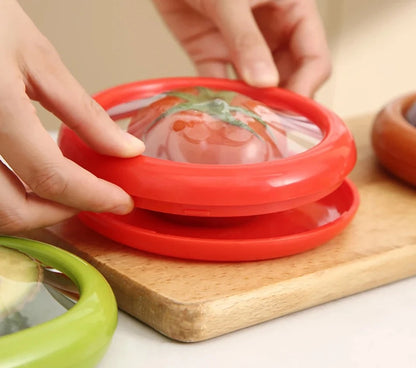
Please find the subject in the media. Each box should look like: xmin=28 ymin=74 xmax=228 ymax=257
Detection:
xmin=78 ymin=179 xmax=359 ymax=262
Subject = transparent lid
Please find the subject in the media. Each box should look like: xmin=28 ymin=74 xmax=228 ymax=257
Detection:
xmin=110 ymin=87 xmax=323 ymax=165
xmin=0 ymin=246 xmax=78 ymax=336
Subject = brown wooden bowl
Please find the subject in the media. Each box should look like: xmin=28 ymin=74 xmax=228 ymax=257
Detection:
xmin=372 ymin=93 xmax=416 ymax=186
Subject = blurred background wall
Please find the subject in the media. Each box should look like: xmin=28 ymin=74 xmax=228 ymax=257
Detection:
xmin=20 ymin=0 xmax=416 ymax=130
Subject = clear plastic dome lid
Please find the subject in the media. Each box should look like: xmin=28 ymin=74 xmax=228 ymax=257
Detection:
xmin=126 ymin=87 xmax=323 ymax=165
xmin=0 ymin=246 xmax=77 ymax=336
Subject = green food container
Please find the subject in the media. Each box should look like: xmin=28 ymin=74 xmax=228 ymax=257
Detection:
xmin=0 ymin=236 xmax=117 ymax=368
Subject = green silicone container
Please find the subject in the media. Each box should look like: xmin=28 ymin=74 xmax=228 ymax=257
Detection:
xmin=0 ymin=236 xmax=117 ymax=368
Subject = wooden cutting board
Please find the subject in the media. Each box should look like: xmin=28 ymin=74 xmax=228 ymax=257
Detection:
xmin=26 ymin=114 xmax=416 ymax=342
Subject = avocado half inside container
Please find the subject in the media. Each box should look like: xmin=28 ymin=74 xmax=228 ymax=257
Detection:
xmin=58 ymin=77 xmax=359 ymax=261
xmin=0 ymin=236 xmax=117 ymax=368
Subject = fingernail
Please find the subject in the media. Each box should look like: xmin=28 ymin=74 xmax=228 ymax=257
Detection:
xmin=243 ymin=62 xmax=279 ymax=88
xmin=122 ymin=131 xmax=146 ymax=155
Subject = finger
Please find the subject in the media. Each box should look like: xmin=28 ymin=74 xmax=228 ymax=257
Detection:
xmin=179 ymin=28 xmax=231 ymax=78
xmin=195 ymin=60 xmax=229 ymax=79
xmin=284 ymin=3 xmax=331 ymax=96
xmin=0 ymin=161 xmax=76 ymax=233
xmin=0 ymin=80 xmax=134 ymax=214
xmin=152 ymin=1 xmax=232 ymax=80
xmin=22 ymin=37 xmax=145 ymax=157
xmin=284 ymin=58 xmax=331 ymax=97
xmin=204 ymin=0 xmax=279 ymax=87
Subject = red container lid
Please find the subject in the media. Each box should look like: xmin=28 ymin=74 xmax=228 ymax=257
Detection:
xmin=59 ymin=77 xmax=357 ymax=217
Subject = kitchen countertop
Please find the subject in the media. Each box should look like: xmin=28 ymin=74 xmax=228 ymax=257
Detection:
xmin=45 ymin=120 xmax=416 ymax=367
xmin=99 ymin=276 xmax=416 ymax=367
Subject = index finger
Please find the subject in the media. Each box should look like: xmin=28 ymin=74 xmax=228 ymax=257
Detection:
xmin=0 ymin=78 xmax=134 ymax=214
xmin=284 ymin=2 xmax=331 ymax=96
xmin=206 ymin=0 xmax=279 ymax=87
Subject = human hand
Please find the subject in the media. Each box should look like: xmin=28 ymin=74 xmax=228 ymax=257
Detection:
xmin=153 ymin=0 xmax=331 ymax=96
xmin=0 ymin=0 xmax=144 ymax=233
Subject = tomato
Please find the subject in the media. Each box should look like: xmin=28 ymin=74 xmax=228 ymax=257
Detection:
xmin=128 ymin=86 xmax=288 ymax=164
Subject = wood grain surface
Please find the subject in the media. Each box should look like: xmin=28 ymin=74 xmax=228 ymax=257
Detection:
xmin=25 ymin=115 xmax=416 ymax=342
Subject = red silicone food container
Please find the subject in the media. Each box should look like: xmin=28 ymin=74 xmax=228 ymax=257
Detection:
xmin=58 ymin=77 xmax=359 ymax=261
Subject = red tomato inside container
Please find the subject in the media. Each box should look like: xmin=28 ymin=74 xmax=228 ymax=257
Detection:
xmin=128 ymin=87 xmax=321 ymax=165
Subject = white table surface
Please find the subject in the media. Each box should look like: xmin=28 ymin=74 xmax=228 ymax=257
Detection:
xmin=97 ymin=276 xmax=416 ymax=368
